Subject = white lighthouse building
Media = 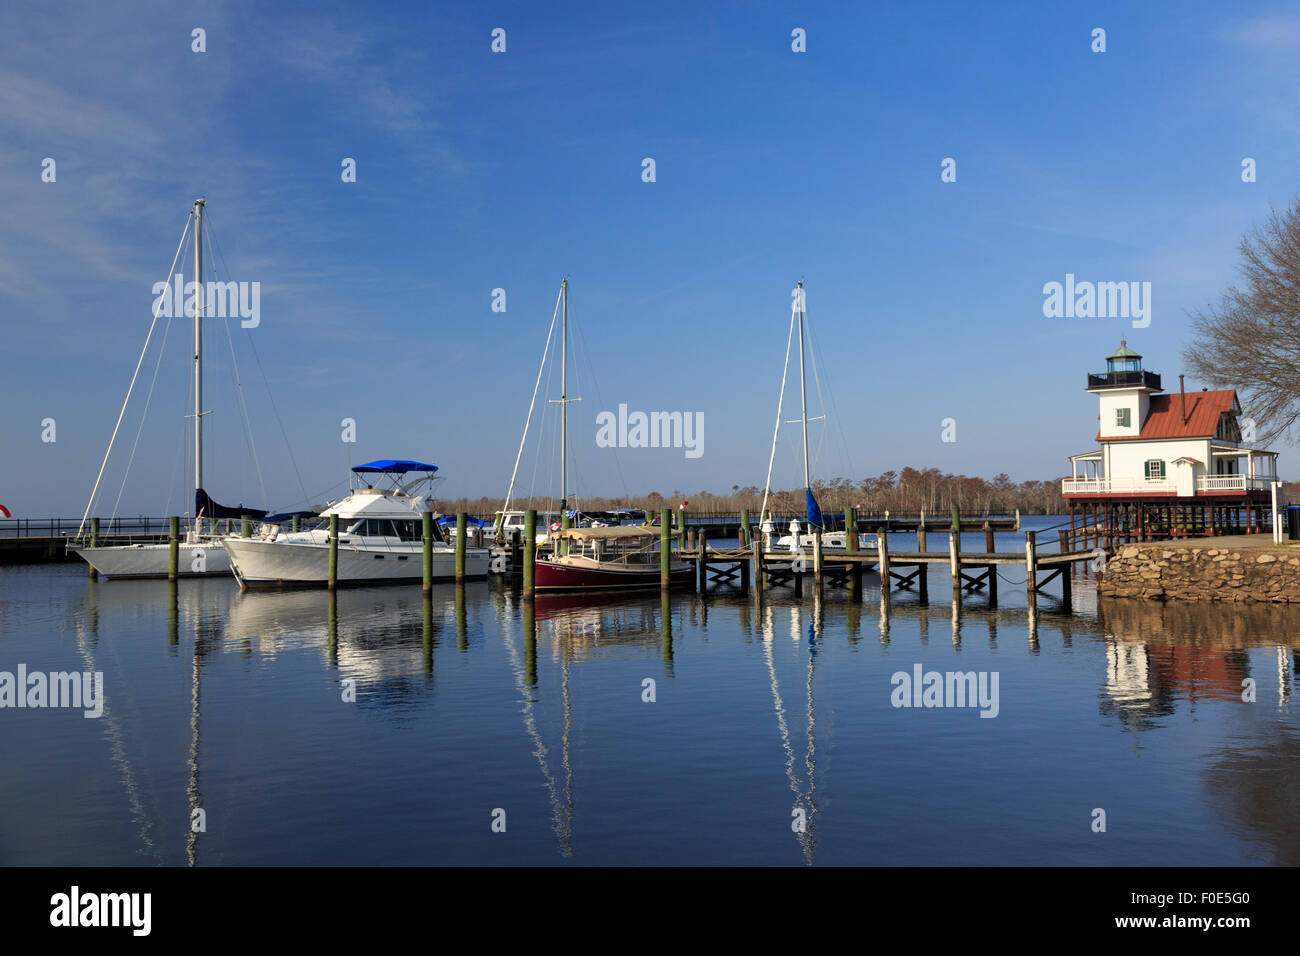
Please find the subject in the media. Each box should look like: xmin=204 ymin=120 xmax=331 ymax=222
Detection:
xmin=1062 ymin=341 xmax=1280 ymax=538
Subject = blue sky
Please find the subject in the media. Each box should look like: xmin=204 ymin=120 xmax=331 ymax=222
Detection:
xmin=3 ymin=0 xmax=1299 ymax=517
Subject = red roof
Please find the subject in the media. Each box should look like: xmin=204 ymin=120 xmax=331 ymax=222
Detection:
xmin=1098 ymin=390 xmax=1237 ymax=441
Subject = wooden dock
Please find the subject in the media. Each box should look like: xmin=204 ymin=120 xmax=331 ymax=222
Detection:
xmin=678 ymin=522 xmax=1099 ymax=611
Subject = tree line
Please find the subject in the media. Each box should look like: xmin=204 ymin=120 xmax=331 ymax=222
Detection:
xmin=442 ymin=467 xmax=1068 ymax=516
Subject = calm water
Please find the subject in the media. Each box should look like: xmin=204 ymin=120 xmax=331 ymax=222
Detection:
xmin=2 ymin=519 xmax=1297 ymax=866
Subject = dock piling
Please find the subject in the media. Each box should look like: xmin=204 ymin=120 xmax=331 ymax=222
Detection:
xmin=422 ymin=512 xmax=433 ymax=594
xmin=1025 ymin=530 xmax=1038 ymax=610
xmin=168 ymin=516 xmax=179 ymax=581
xmin=949 ymin=531 xmax=959 ymax=591
xmin=660 ymin=509 xmax=671 ymax=591
xmin=845 ymin=507 xmax=858 ymax=596
xmin=987 ymin=526 xmax=998 ymax=605
xmin=455 ymin=513 xmax=467 ymax=582
xmin=812 ymin=529 xmax=823 ymax=588
xmin=328 ymin=514 xmax=339 ymax=590
xmin=523 ymin=510 xmax=536 ymax=597
xmin=877 ymin=529 xmax=891 ymax=607
xmin=697 ymin=530 xmax=708 ymax=593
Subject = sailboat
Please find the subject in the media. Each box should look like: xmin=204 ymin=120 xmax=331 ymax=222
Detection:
xmin=761 ymin=281 xmax=875 ymax=558
xmin=72 ymin=198 xmax=267 ymax=578
xmin=531 ymin=279 xmax=692 ymax=592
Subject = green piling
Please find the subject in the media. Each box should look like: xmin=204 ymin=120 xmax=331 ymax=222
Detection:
xmin=168 ymin=516 xmax=179 ymax=581
xmin=523 ymin=510 xmax=536 ymax=598
xmin=89 ymin=516 xmax=100 ymax=578
xmin=660 ymin=508 xmax=671 ymax=590
xmin=328 ymin=514 xmax=339 ymax=590
xmin=422 ymin=512 xmax=433 ymax=594
xmin=455 ymin=512 xmax=467 ymax=581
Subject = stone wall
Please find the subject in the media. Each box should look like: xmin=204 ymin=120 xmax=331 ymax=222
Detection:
xmin=1099 ymin=542 xmax=1300 ymax=602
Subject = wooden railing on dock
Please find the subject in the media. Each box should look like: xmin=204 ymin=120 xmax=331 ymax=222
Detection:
xmin=677 ymin=525 xmax=1100 ymax=611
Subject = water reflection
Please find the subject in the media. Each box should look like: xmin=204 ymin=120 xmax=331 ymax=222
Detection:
xmin=31 ymin=572 xmax=1300 ymax=865
xmin=1098 ymin=598 xmax=1300 ymax=722
xmin=759 ymin=602 xmax=821 ymax=865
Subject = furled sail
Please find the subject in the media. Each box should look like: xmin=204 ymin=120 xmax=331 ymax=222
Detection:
xmin=196 ymin=488 xmax=268 ymax=520
xmin=805 ymin=488 xmax=823 ymax=526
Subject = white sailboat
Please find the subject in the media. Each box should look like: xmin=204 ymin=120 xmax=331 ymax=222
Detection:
xmin=761 ymin=281 xmax=876 ymax=558
xmin=73 ymin=198 xmax=265 ymax=578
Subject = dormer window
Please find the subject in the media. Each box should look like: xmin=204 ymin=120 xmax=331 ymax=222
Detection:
xmin=1116 ymin=407 xmax=1131 ymax=428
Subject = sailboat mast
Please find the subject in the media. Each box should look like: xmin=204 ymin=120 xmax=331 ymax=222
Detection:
xmin=193 ymin=197 xmax=206 ymax=508
xmin=560 ymin=278 xmax=568 ymax=513
xmin=796 ymin=280 xmax=811 ymax=493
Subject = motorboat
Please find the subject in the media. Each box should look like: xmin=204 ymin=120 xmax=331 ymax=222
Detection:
xmin=223 ymin=460 xmax=489 ymax=588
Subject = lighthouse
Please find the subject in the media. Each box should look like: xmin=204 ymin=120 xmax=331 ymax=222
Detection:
xmin=1062 ymin=342 xmax=1279 ymax=541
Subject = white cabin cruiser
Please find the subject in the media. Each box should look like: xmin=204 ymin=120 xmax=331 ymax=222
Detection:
xmin=224 ymin=460 xmax=489 ymax=589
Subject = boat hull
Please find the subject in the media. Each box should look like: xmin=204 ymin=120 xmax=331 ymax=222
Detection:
xmin=224 ymin=537 xmax=490 ymax=588
xmin=73 ymin=541 xmax=231 ymax=578
xmin=534 ymin=558 xmax=693 ymax=592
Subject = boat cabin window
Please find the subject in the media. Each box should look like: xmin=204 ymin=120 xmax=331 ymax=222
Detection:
xmin=392 ymin=519 xmax=422 ymax=541
xmin=345 ymin=518 xmax=423 ymax=538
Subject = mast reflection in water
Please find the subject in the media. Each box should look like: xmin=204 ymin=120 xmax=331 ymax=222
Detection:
xmin=2 ymin=562 xmax=1299 ymax=865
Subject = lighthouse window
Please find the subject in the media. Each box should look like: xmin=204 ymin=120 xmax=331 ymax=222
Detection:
xmin=1144 ymin=459 xmax=1165 ymax=479
xmin=1116 ymin=407 xmax=1131 ymax=427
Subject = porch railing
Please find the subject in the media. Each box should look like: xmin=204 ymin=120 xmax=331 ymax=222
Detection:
xmin=1062 ymin=476 xmax=1276 ymax=494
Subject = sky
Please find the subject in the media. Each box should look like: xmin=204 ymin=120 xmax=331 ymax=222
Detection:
xmin=3 ymin=0 xmax=1300 ymax=518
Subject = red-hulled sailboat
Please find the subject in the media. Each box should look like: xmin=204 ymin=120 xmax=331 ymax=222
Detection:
xmin=535 ymin=525 xmax=693 ymax=591
xmin=529 ymin=279 xmax=691 ymax=593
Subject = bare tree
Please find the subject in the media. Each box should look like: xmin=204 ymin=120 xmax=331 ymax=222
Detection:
xmin=1184 ymin=199 xmax=1300 ymax=444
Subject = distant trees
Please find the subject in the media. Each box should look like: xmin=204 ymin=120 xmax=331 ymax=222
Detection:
xmin=444 ymin=468 xmax=1068 ymax=516
xmin=1184 ymin=198 xmax=1300 ymax=444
